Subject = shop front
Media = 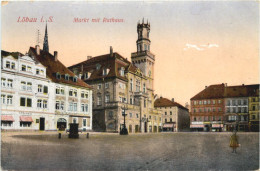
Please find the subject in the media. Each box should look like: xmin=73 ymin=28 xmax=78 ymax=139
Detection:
xmin=190 ymin=122 xmax=204 ymax=131
xmin=163 ymin=123 xmax=175 ymax=132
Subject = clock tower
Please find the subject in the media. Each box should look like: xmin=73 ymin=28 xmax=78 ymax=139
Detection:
xmin=131 ymin=19 xmax=155 ymax=90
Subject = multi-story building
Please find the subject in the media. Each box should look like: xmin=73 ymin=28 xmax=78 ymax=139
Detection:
xmin=190 ymin=83 xmax=259 ymax=132
xmin=1 ymin=51 xmax=55 ymax=130
xmin=154 ymin=97 xmax=189 ymax=132
xmin=190 ymin=84 xmax=225 ymax=131
xmin=69 ymin=20 xmax=162 ymax=133
xmin=224 ymin=85 xmax=249 ymax=132
xmin=247 ymin=85 xmax=259 ymax=132
xmin=1 ymin=24 xmax=93 ymax=131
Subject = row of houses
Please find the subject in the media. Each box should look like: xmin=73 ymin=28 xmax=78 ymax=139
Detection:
xmin=190 ymin=83 xmax=259 ymax=132
xmin=1 ymin=20 xmax=190 ymax=132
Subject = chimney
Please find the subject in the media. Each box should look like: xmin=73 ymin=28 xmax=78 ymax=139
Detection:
xmin=87 ymin=56 xmax=92 ymax=60
xmin=171 ymin=98 xmax=174 ymax=102
xmin=242 ymin=84 xmax=245 ymax=86
xmin=110 ymin=46 xmax=113 ymax=57
xmin=35 ymin=45 xmax=40 ymax=55
xmin=205 ymin=86 xmax=208 ymax=89
xmin=54 ymin=51 xmax=58 ymax=61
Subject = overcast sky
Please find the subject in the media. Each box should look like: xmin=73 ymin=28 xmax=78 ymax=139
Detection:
xmin=2 ymin=1 xmax=259 ymax=105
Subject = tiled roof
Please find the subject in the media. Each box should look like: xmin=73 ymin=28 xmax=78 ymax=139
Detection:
xmin=191 ymin=84 xmax=259 ymax=100
xmin=191 ymin=84 xmax=225 ymax=100
xmin=154 ymin=97 xmax=188 ymax=110
xmin=1 ymin=50 xmax=24 ymax=59
xmin=68 ymin=52 xmax=141 ymax=82
xmin=29 ymin=47 xmax=91 ymax=89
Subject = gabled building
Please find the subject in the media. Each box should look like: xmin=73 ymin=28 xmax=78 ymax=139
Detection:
xmin=190 ymin=84 xmax=225 ymax=131
xmin=69 ymin=20 xmax=162 ymax=133
xmin=154 ymin=97 xmax=189 ymax=132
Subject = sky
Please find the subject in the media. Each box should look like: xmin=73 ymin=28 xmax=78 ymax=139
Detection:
xmin=1 ymin=1 xmax=259 ymax=106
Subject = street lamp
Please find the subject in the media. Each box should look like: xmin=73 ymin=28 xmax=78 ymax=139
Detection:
xmin=120 ymin=105 xmax=128 ymax=135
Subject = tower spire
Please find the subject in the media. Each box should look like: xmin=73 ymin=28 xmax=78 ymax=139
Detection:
xmin=43 ymin=22 xmax=49 ymax=52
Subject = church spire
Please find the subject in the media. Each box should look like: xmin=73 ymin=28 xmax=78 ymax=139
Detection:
xmin=43 ymin=23 xmax=49 ymax=52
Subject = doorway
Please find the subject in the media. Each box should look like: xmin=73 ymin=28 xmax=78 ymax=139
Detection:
xmin=144 ymin=122 xmax=147 ymax=133
xmin=40 ymin=118 xmax=45 ymax=130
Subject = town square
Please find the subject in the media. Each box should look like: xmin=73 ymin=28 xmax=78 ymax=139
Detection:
xmin=1 ymin=1 xmax=259 ymax=170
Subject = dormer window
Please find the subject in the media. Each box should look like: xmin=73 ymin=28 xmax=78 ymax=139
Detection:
xmin=96 ymin=63 xmax=101 ymax=70
xmin=27 ymin=66 xmax=32 ymax=72
xmin=65 ymin=74 xmax=69 ymax=81
xmin=56 ymin=73 xmax=61 ymax=79
xmin=11 ymin=62 xmax=15 ymax=69
xmin=120 ymin=67 xmax=125 ymax=76
xmin=21 ymin=65 xmax=26 ymax=71
xmin=73 ymin=77 xmax=77 ymax=82
xmin=103 ymin=68 xmax=110 ymax=76
xmin=84 ymin=72 xmax=89 ymax=79
xmin=5 ymin=61 xmax=10 ymax=68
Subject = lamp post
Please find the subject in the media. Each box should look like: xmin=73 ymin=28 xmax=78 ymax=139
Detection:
xmin=120 ymin=105 xmax=128 ymax=135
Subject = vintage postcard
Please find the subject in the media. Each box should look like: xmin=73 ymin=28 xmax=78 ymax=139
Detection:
xmin=1 ymin=1 xmax=259 ymax=170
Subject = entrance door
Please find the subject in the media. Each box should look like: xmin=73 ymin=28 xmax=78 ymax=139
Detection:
xmin=144 ymin=122 xmax=147 ymax=132
xmin=40 ymin=118 xmax=45 ymax=130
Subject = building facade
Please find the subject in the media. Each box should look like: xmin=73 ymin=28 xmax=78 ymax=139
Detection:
xmin=190 ymin=83 xmax=259 ymax=132
xmin=69 ymin=20 xmax=162 ymax=133
xmin=154 ymin=97 xmax=189 ymax=132
xmin=1 ymin=25 xmax=93 ymax=131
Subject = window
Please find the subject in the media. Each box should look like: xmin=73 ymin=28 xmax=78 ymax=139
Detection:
xmin=81 ymin=104 xmax=88 ymax=112
xmin=1 ymin=78 xmax=6 ymax=87
xmin=130 ymin=97 xmax=133 ymax=104
xmin=238 ymin=100 xmax=241 ymax=105
xmin=204 ymin=108 xmax=207 ymax=112
xmin=20 ymin=97 xmax=32 ymax=107
xmin=109 ymin=111 xmax=113 ymax=118
xmin=36 ymin=69 xmax=40 ymax=75
xmin=170 ymin=111 xmax=172 ymax=115
xmin=170 ymin=118 xmax=172 ymax=122
xmin=194 ymin=101 xmax=197 ymax=105
xmin=130 ymin=79 xmax=133 ymax=91
xmin=218 ymin=100 xmax=222 ymax=104
xmin=227 ymin=100 xmax=231 ymax=106
xmin=84 ymin=72 xmax=89 ymax=79
xmin=60 ymin=87 xmax=65 ymax=95
xmin=1 ymin=95 xmax=6 ymax=104
xmin=83 ymin=119 xmax=86 ymax=127
xmin=212 ymin=100 xmax=216 ymax=104
xmin=103 ymin=68 xmax=109 ymax=76
xmin=143 ymin=83 xmax=146 ymax=93
xmin=60 ymin=101 xmax=64 ymax=110
xmin=129 ymin=113 xmax=132 ymax=118
xmin=81 ymin=91 xmax=88 ymax=99
xmin=204 ymin=100 xmax=207 ymax=105
xmin=232 ymin=100 xmax=236 ymax=106
xmin=149 ymin=115 xmax=151 ymax=119
xmin=56 ymin=101 xmax=60 ymax=110
xmin=20 ymin=122 xmax=31 ymax=127
xmin=199 ymin=101 xmax=202 ymax=105
xmin=21 ymin=65 xmax=26 ymax=71
xmin=27 ymin=66 xmax=32 ymax=72
xmin=56 ymin=73 xmax=61 ymax=79
xmin=136 ymin=80 xmax=140 ymax=92
xmin=73 ymin=103 xmax=77 ymax=111
xmin=73 ymin=77 xmax=77 ymax=82
xmin=69 ymin=89 xmax=73 ymax=96
xmin=97 ymin=96 xmax=102 ymax=105
xmin=11 ymin=62 xmax=15 ymax=69
xmin=65 ymin=74 xmax=69 ymax=80
xmin=97 ymin=84 xmax=102 ymax=90
xmin=6 ymin=61 xmax=10 ymax=68
xmin=43 ymin=100 xmax=47 ymax=108
xmin=7 ymin=79 xmax=13 ymax=88
xmin=218 ymin=108 xmax=222 ymax=112
xmin=43 ymin=86 xmax=48 ymax=94
xmin=208 ymin=108 xmax=211 ymax=112
xmin=208 ymin=100 xmax=211 ymax=104
xmin=38 ymin=85 xmax=43 ymax=93
xmin=119 ymin=82 xmax=125 ymax=89
xmin=7 ymin=95 xmax=13 ymax=105
xmin=96 ymin=64 xmax=101 ymax=70
xmin=243 ymin=100 xmax=247 ymax=105
xmin=105 ymin=83 xmax=109 ymax=89
xmin=120 ymin=67 xmax=125 ymax=76
xmin=165 ymin=112 xmax=167 ymax=115
xmin=21 ymin=81 xmax=26 ymax=91
xmin=136 ymin=114 xmax=139 ymax=118
xmin=213 ymin=108 xmax=216 ymax=112
xmin=37 ymin=99 xmax=42 ymax=108
xmin=165 ymin=119 xmax=167 ymax=122
xmin=144 ymin=99 xmax=146 ymax=108
xmin=73 ymin=90 xmax=77 ymax=97
xmin=27 ymin=82 xmax=32 ymax=91
xmin=105 ymin=95 xmax=110 ymax=103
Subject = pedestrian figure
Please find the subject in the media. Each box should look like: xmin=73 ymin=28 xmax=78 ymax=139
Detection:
xmin=230 ymin=130 xmax=239 ymax=153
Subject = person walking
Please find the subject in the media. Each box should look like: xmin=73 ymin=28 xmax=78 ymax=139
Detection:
xmin=230 ymin=130 xmax=239 ymax=153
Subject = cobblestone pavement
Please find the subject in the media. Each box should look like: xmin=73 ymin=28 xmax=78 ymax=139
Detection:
xmin=1 ymin=132 xmax=259 ymax=170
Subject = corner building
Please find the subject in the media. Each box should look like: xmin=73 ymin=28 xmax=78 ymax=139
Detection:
xmin=69 ymin=20 xmax=162 ymax=133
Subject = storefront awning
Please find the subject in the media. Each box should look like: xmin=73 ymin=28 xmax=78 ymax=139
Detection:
xmin=212 ymin=124 xmax=223 ymax=128
xmin=1 ymin=115 xmax=14 ymax=121
xmin=163 ymin=123 xmax=174 ymax=128
xmin=20 ymin=116 xmax=33 ymax=122
xmin=190 ymin=124 xmax=204 ymax=128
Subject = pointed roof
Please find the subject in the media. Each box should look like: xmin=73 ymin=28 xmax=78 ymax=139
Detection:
xmin=154 ymin=97 xmax=188 ymax=110
xmin=29 ymin=47 xmax=91 ymax=89
xmin=43 ymin=23 xmax=49 ymax=52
